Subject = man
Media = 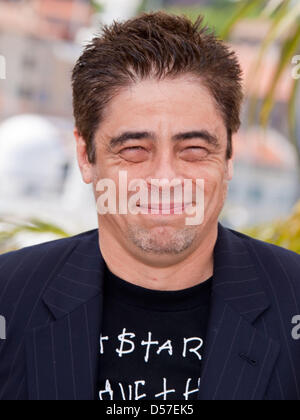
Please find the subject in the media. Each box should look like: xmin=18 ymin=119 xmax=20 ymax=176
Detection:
xmin=0 ymin=11 xmax=300 ymax=401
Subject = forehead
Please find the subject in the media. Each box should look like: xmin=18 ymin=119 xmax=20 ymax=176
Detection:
xmin=99 ymin=76 xmax=227 ymax=139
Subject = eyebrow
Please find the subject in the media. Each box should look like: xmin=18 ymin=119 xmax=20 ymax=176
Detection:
xmin=109 ymin=130 xmax=220 ymax=148
xmin=109 ymin=131 xmax=155 ymax=148
xmin=172 ymin=130 xmax=219 ymax=147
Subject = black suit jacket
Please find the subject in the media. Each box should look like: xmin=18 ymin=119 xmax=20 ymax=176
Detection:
xmin=0 ymin=223 xmax=300 ymax=400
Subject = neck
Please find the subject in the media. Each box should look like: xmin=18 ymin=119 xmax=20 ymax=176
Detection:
xmin=98 ymin=223 xmax=218 ymax=291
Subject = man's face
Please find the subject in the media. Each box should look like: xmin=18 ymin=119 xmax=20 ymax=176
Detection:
xmin=76 ymin=75 xmax=233 ymax=265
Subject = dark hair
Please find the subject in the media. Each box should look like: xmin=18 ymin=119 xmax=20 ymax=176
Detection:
xmin=72 ymin=11 xmax=243 ymax=163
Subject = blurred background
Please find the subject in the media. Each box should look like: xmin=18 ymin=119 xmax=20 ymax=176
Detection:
xmin=0 ymin=0 xmax=300 ymax=252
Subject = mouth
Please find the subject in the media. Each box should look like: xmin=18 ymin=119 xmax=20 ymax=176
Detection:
xmin=136 ymin=202 xmax=194 ymax=214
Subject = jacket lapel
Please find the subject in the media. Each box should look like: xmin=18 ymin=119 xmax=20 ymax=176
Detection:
xmin=198 ymin=224 xmax=280 ymax=400
xmin=26 ymin=231 xmax=105 ymax=400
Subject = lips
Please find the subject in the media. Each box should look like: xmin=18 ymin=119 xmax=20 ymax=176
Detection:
xmin=137 ymin=202 xmax=193 ymax=213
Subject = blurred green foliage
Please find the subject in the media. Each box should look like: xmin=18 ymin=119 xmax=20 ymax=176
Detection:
xmin=243 ymin=202 xmax=300 ymax=254
xmin=164 ymin=3 xmax=238 ymax=36
xmin=0 ymin=218 xmax=69 ymax=254
xmin=162 ymin=0 xmax=261 ymax=36
xmin=90 ymin=0 xmax=104 ymax=14
xmin=221 ymin=0 xmax=300 ymax=152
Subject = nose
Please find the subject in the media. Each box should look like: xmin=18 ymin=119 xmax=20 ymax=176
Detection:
xmin=145 ymin=148 xmax=184 ymax=187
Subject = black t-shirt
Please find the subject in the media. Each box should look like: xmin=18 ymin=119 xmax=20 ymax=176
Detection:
xmin=98 ymin=263 xmax=212 ymax=401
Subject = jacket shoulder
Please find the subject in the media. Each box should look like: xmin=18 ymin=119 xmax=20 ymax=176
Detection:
xmin=0 ymin=229 xmax=98 ymax=290
xmin=229 ymin=227 xmax=300 ymax=291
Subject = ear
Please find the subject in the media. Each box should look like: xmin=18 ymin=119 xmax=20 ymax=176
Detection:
xmin=225 ymin=156 xmax=234 ymax=182
xmin=225 ymin=157 xmax=234 ymax=181
xmin=74 ymin=128 xmax=93 ymax=184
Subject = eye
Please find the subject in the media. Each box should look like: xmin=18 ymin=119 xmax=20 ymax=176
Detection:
xmin=180 ymin=147 xmax=209 ymax=161
xmin=119 ymin=146 xmax=149 ymax=162
xmin=121 ymin=146 xmax=145 ymax=152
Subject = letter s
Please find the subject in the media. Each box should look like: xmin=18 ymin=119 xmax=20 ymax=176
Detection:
xmin=291 ymin=315 xmax=300 ymax=340
xmin=0 ymin=315 xmax=6 ymax=340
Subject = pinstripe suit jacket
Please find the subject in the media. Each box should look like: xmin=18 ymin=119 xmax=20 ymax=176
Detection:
xmin=0 ymin=223 xmax=300 ymax=400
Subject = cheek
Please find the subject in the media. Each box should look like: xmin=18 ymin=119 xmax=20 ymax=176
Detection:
xmin=92 ymin=158 xmax=121 ymax=186
xmin=201 ymin=171 xmax=228 ymax=218
xmin=197 ymin=167 xmax=225 ymax=196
